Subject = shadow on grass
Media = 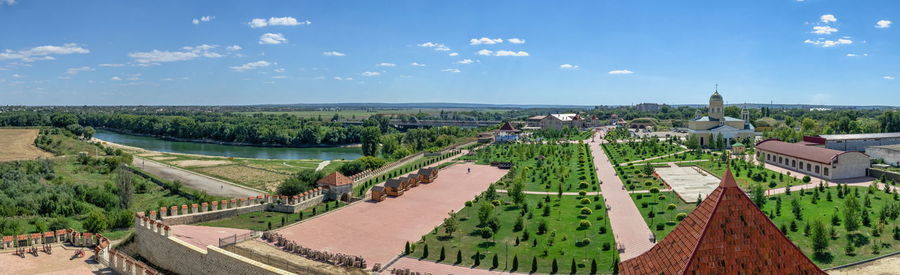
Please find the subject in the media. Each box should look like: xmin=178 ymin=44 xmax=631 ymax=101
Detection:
xmin=847 ymin=232 xmax=870 ymax=247
xmin=813 ymin=252 xmax=833 ymax=264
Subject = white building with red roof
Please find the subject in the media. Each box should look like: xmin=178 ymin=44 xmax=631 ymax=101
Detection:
xmin=756 ymin=139 xmax=870 ymax=180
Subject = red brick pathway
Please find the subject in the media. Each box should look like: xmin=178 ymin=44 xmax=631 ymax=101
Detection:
xmin=589 ymin=130 xmax=655 ymax=260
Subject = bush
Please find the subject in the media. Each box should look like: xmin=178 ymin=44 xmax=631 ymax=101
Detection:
xmin=602 ymin=242 xmax=611 ymax=251
xmin=658 ymin=195 xmax=667 ymax=200
xmin=579 ymin=220 xmax=592 ymax=229
xmin=666 ymin=203 xmax=677 ymax=210
xmin=578 ymin=190 xmax=587 ymax=196
xmin=580 ymin=238 xmax=591 ymax=245
xmin=649 ymin=187 xmax=659 ymax=193
xmin=580 ymin=207 xmax=592 ymax=215
xmin=579 ymin=182 xmax=589 ymax=189
xmin=802 ymin=175 xmax=811 ymax=183
xmin=656 ymin=223 xmax=665 ymax=231
xmin=491 ymin=200 xmax=502 ymax=206
xmin=641 ymin=202 xmax=649 ymax=208
xmin=675 ymin=213 xmax=687 ymax=221
xmin=598 ymin=226 xmax=607 ymax=234
xmin=580 ymin=198 xmax=592 ymax=204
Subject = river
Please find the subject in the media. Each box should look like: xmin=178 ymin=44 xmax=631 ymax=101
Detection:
xmin=94 ymin=130 xmax=362 ymax=160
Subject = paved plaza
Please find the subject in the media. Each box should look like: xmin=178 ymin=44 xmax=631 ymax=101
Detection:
xmin=0 ymin=244 xmax=112 ymax=275
xmin=273 ymin=163 xmax=508 ymax=268
xmin=170 ymin=225 xmax=253 ymax=250
xmin=654 ymin=166 xmax=720 ymax=203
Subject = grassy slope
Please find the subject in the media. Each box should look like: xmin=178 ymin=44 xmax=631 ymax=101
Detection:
xmin=197 ymin=201 xmax=346 ymax=231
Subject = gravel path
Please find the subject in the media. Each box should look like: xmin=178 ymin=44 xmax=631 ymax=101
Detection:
xmin=315 ymin=160 xmax=331 ymax=171
xmin=132 ymin=157 xmax=264 ymax=198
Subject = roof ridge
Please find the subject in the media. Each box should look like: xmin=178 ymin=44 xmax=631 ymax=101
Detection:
xmin=678 ymin=184 xmax=725 ymax=274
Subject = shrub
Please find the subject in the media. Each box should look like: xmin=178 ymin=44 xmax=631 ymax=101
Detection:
xmin=667 ymin=203 xmax=677 ymax=210
xmin=598 ymin=226 xmax=607 ymax=234
xmin=656 ymin=223 xmax=665 ymax=231
xmin=658 ymin=195 xmax=667 ymax=200
xmin=581 ymin=207 xmax=593 ymax=215
xmin=581 ymin=238 xmax=591 ymax=245
xmin=579 ymin=220 xmax=592 ymax=229
xmin=675 ymin=213 xmax=688 ymax=221
xmin=580 ymin=198 xmax=592 ymax=205
xmin=649 ymin=187 xmax=660 ymax=193
xmin=602 ymin=242 xmax=611 ymax=251
xmin=579 ymin=190 xmax=587 ymax=196
xmin=491 ymin=200 xmax=502 ymax=206
xmin=641 ymin=202 xmax=649 ymax=208
xmin=579 ymin=182 xmax=589 ymax=189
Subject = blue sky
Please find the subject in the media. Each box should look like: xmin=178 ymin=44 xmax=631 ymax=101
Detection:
xmin=0 ymin=0 xmax=897 ymax=106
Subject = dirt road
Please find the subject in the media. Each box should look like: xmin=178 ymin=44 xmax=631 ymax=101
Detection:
xmin=132 ymin=157 xmax=264 ymax=198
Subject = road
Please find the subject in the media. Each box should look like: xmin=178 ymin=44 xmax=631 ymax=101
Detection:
xmin=132 ymin=157 xmax=264 ymax=198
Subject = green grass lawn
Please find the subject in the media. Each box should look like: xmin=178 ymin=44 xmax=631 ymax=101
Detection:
xmin=759 ymin=185 xmax=900 ymax=268
xmin=602 ymin=139 xmax=683 ymax=164
xmin=197 ymin=200 xmax=347 ymax=231
xmin=412 ymin=193 xmax=618 ymax=274
xmin=678 ymin=158 xmax=800 ymax=190
xmin=614 ymin=164 xmax=670 ymax=192
xmin=630 ymin=191 xmax=697 ymax=239
xmin=464 ymin=143 xmax=599 ymax=192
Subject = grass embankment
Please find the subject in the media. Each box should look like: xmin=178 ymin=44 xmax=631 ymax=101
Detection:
xmin=198 ymin=200 xmax=347 ymax=231
xmin=760 ymin=185 xmax=900 ymax=268
xmin=462 ymin=143 xmax=599 ymax=193
xmin=137 ymin=152 xmax=341 ymax=193
xmin=630 ymin=191 xmax=697 ymax=239
xmin=412 ymin=193 xmax=617 ymax=274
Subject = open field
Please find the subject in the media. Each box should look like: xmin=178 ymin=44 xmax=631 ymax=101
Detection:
xmin=412 ymin=192 xmax=618 ymax=274
xmin=601 ymin=139 xmax=683 ymax=164
xmin=0 ymin=128 xmax=51 ymax=161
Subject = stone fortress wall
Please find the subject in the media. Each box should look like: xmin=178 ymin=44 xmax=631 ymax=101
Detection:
xmin=145 ymin=187 xmax=327 ymax=225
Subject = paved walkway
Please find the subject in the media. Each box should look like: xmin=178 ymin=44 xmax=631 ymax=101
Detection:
xmin=274 ymin=163 xmax=507 ymax=269
xmin=0 ymin=244 xmax=114 ymax=274
xmin=132 ymin=157 xmax=264 ymax=198
xmin=169 ymin=225 xmax=253 ymax=251
xmin=589 ymin=131 xmax=654 ymax=261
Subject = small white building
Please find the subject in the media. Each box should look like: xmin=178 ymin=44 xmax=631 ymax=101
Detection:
xmin=539 ymin=113 xmax=599 ymax=130
xmin=756 ymin=139 xmax=870 ymax=180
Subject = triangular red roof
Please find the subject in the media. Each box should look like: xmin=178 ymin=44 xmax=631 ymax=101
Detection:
xmin=316 ymin=172 xmax=353 ymax=187
xmin=499 ymin=121 xmax=517 ymax=131
xmin=619 ymin=168 xmax=826 ymax=275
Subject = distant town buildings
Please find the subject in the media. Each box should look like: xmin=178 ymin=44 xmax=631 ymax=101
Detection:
xmin=687 ymin=91 xmax=756 ymax=147
xmin=531 ymin=113 xmax=600 ymax=130
xmin=803 ymin=133 xmax=900 ymax=152
xmin=756 ymin=139 xmax=870 ymax=180
xmin=634 ymin=103 xmax=664 ymax=112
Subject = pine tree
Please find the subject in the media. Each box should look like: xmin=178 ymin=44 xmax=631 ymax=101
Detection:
xmin=590 ymin=258 xmax=597 ymax=274
xmin=551 ymin=258 xmax=558 ymax=274
xmin=456 ymin=250 xmax=462 ymax=264
xmin=474 ymin=251 xmax=481 ymax=267
xmin=531 ymin=256 xmax=538 ymax=273
xmin=422 ymin=243 xmax=429 ymax=259
xmin=439 ymin=246 xmax=446 ymax=262
xmin=511 ymin=255 xmax=519 ymax=271
xmin=570 ymin=258 xmax=577 ymax=274
xmin=492 ymin=254 xmax=499 ymax=269
xmin=404 ymin=241 xmax=410 ymax=255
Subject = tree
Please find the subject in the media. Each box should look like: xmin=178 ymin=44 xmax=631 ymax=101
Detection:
xmin=277 ymin=169 xmax=325 ymax=196
xmin=443 ymin=212 xmax=458 ymax=237
xmin=478 ymin=203 xmax=495 ymax=226
xmin=474 ymin=251 xmax=481 ymax=266
xmin=492 ymin=254 xmax=499 ymax=269
xmin=117 ymin=168 xmax=134 ymax=208
xmin=509 ymin=180 xmax=526 ymax=205
xmin=552 ymin=258 xmax=558 ymax=274
xmin=570 ymin=258 xmax=577 ymax=274
xmin=844 ymin=194 xmax=861 ymax=232
xmin=360 ymin=126 xmax=381 ymax=156
xmin=84 ymin=211 xmax=108 ymax=233
xmin=485 ymin=184 xmax=498 ymax=201
xmin=811 ymin=219 xmax=829 ymax=256
xmin=751 ymin=183 xmax=766 ymax=207
xmin=439 ymin=246 xmax=446 ymax=262
xmin=791 ymin=199 xmax=803 ymax=220
xmin=404 ymin=241 xmax=411 ymax=254
xmin=422 ymin=243 xmax=429 ymax=259
xmin=590 ymin=258 xmax=597 ymax=274
xmin=531 ymin=256 xmax=538 ymax=273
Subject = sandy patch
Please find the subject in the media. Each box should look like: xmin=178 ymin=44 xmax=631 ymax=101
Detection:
xmin=0 ymin=129 xmax=52 ymax=162
xmin=172 ymin=159 xmax=231 ymax=167
xmin=828 ymin=254 xmax=900 ymax=275
xmin=195 ymin=165 xmax=289 ymax=192
xmin=138 ymin=152 xmax=162 ymax=157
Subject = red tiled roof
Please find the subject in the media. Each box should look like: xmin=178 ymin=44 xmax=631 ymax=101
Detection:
xmin=756 ymin=139 xmax=848 ymax=164
xmin=2 ymin=236 xmax=11 ymax=242
xmin=499 ymin=121 xmax=517 ymax=131
xmin=619 ymin=168 xmax=826 ymax=275
xmin=317 ymin=172 xmax=353 ymax=186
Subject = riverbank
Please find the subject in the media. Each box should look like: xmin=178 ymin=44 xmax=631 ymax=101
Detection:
xmin=97 ymin=127 xmax=362 ymax=148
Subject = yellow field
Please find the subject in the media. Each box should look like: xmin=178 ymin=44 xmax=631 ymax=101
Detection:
xmin=0 ymin=129 xmax=52 ymax=162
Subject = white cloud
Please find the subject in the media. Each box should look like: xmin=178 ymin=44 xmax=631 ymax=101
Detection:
xmin=334 ymin=76 xmax=353 ymax=81
xmin=441 ymin=68 xmax=461 ymax=73
xmin=456 ymin=59 xmax=475 ymax=64
xmin=820 ymin=14 xmax=837 ymax=23
xmin=560 ymin=64 xmax=579 ymax=69
xmin=885 ymin=76 xmax=896 ymax=80
xmin=259 ymin=33 xmax=287 ymax=45
xmin=507 ymin=38 xmax=525 ymax=44
xmin=469 ymin=37 xmax=503 ymax=45
xmin=876 ymin=20 xmax=892 ymax=29
xmin=272 ymin=75 xmax=288 ymax=79
xmin=418 ymin=42 xmax=450 ymax=51
xmin=449 ymin=52 xmax=459 ymax=56
xmin=377 ymin=62 xmax=396 ymax=67
xmin=12 ymin=73 xmax=23 ymax=78
xmin=361 ymin=71 xmax=381 ymax=77
xmin=812 ymin=26 xmax=838 ymax=35
xmin=273 ymin=68 xmax=285 ymax=73
xmin=846 ymin=53 xmax=868 ymax=57
xmin=226 ymin=45 xmax=242 ymax=51
xmin=248 ymin=17 xmax=311 ymax=28
xmin=0 ymin=0 xmax=15 ymax=6
xmin=110 ymin=76 xmax=122 ymax=81
xmin=494 ymin=50 xmax=529 ymax=57
xmin=0 ymin=43 xmax=90 ymax=62
xmin=608 ymin=69 xmax=634 ymax=75
xmin=803 ymin=38 xmax=853 ymax=47
xmin=230 ymin=60 xmax=272 ymax=72
xmin=192 ymin=16 xmax=214 ymax=25
xmin=322 ymin=51 xmax=345 ymax=56
xmin=129 ymin=44 xmax=227 ymax=63
xmin=477 ymin=49 xmax=493 ymax=56
xmin=98 ymin=63 xmax=125 ymax=67
xmin=65 ymin=66 xmax=94 ymax=75
xmin=410 ymin=62 xmax=426 ymax=67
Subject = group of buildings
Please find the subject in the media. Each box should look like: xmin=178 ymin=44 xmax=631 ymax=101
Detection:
xmin=370 ymin=167 xmax=438 ymax=201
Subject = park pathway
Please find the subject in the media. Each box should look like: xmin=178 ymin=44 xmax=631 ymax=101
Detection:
xmin=588 ymin=130 xmax=654 ymax=261
xmin=131 ymin=157 xmax=264 ymax=198
xmin=617 ymin=150 xmax=690 ymax=166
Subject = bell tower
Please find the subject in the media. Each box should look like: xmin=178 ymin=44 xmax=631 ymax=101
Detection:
xmin=709 ymin=88 xmax=724 ymax=120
